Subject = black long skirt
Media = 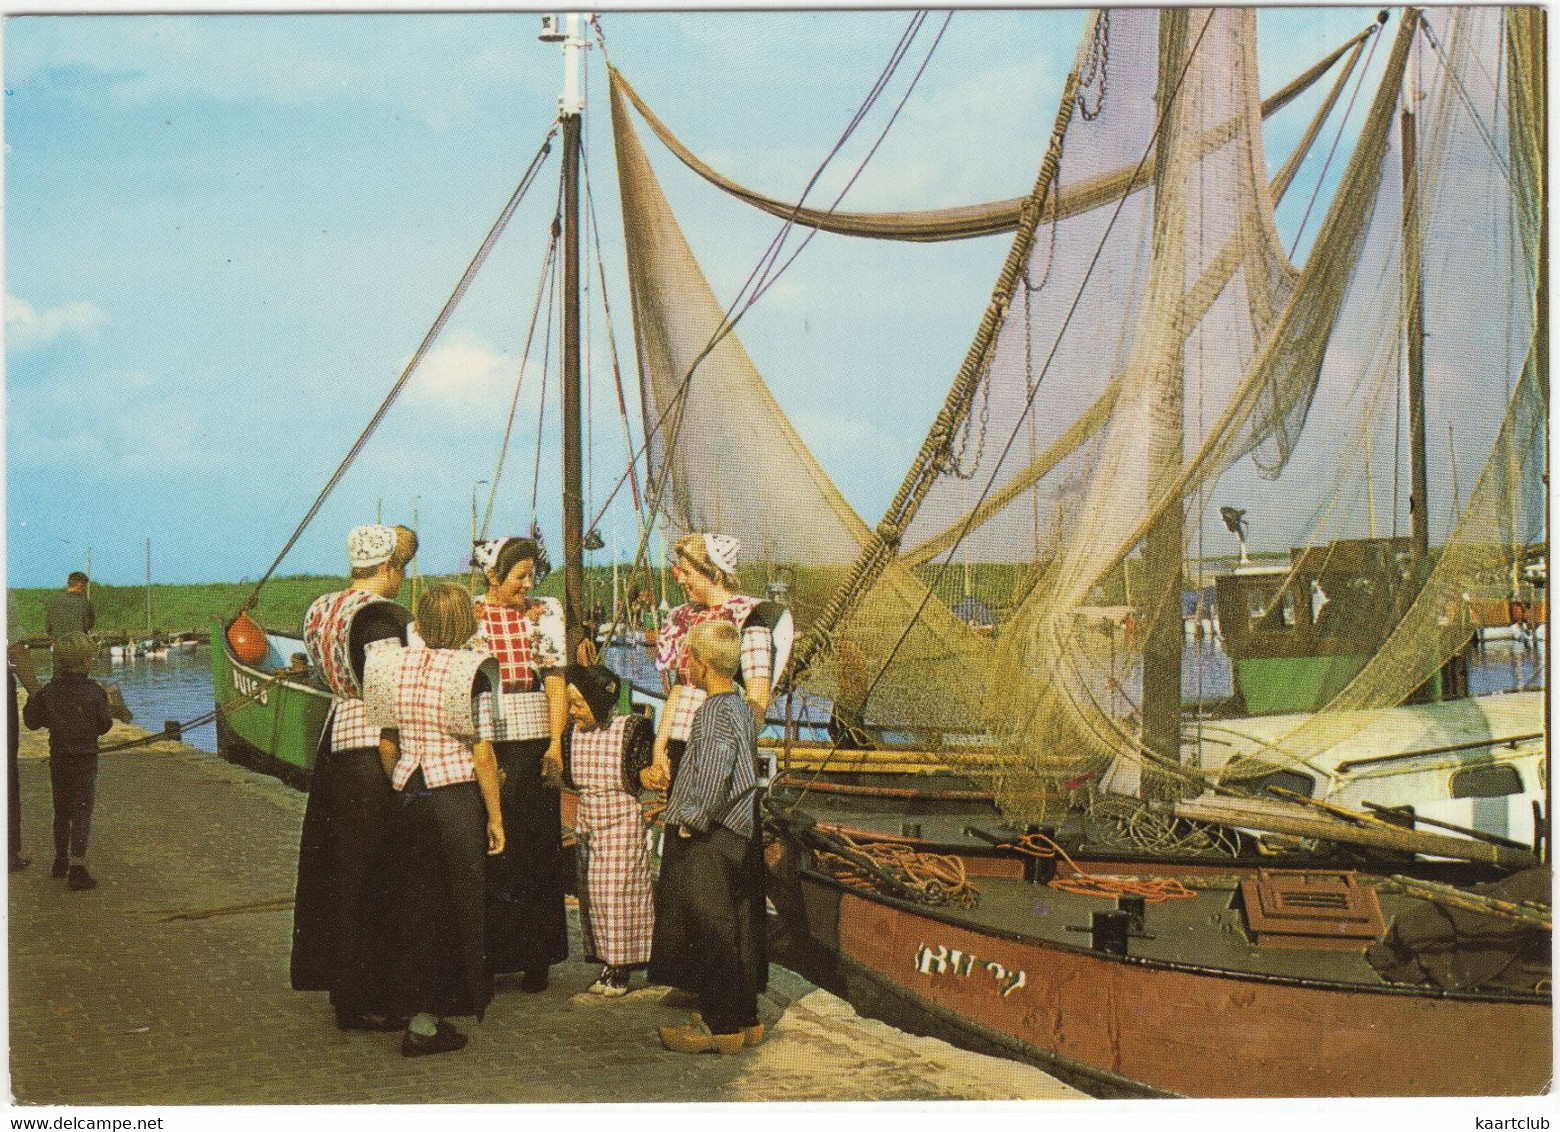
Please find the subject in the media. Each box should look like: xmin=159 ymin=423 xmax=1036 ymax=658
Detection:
xmin=485 ymin=738 xmax=569 ymax=974
xmin=290 ymin=744 xmax=401 ymax=1020
xmin=391 ymin=781 xmax=492 ymax=1020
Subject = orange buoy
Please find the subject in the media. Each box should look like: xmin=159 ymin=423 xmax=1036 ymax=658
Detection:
xmin=226 ymin=612 xmax=269 ymax=666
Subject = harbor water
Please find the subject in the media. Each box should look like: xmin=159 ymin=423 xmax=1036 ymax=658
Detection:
xmin=28 ymin=644 xmax=218 ymax=753
xmin=25 ymin=633 xmax=1541 ymax=764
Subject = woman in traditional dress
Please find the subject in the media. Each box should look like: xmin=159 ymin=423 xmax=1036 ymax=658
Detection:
xmin=561 ymin=663 xmax=655 ymax=996
xmin=470 ymin=535 xmax=569 ymax=991
xmin=645 ymin=533 xmax=781 ymax=997
xmin=645 ymin=533 xmax=774 ymax=788
xmin=291 ymin=523 xmax=417 ymax=1033
xmin=368 ymin=582 xmax=504 ymax=1056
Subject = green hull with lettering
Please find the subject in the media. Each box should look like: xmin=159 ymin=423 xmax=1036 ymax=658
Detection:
xmin=210 ymin=621 xmax=331 ymax=788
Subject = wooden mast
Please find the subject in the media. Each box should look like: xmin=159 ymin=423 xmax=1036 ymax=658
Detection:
xmin=559 ymin=13 xmax=589 ymax=657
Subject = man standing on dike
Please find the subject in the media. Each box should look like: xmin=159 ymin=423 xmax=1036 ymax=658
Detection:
xmin=45 ymin=572 xmax=94 ymax=643
xmin=291 ymin=523 xmax=418 ymax=1033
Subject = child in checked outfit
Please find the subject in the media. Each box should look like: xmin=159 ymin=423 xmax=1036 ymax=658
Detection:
xmin=560 ymin=663 xmax=656 ymax=997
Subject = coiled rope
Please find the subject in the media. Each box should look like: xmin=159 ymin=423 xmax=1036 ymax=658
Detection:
xmin=998 ymin=829 xmax=1198 ymax=904
xmin=814 ymin=831 xmax=980 ymax=909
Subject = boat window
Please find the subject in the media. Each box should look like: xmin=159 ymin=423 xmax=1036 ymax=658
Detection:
xmin=1252 ymin=769 xmax=1315 ymax=799
xmin=1450 ymin=764 xmax=1524 ymax=799
xmin=1247 ymin=587 xmax=1295 ymax=633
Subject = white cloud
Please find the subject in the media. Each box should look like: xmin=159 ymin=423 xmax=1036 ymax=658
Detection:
xmin=5 ymin=294 xmax=108 ymax=352
xmin=402 ymin=329 xmax=530 ymax=414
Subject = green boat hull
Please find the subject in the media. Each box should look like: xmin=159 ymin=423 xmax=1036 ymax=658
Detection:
xmin=210 ymin=621 xmax=331 ymax=789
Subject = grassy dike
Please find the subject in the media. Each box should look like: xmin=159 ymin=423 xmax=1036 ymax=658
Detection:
xmin=6 ymin=567 xmax=650 ymax=643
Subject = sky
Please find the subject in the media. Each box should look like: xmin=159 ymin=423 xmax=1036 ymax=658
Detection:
xmin=4 ymin=6 xmax=1401 ymax=589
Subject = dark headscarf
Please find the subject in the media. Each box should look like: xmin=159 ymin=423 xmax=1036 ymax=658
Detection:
xmin=566 ymin=663 xmax=620 ymax=726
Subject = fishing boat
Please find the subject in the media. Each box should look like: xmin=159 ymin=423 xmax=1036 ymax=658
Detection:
xmin=697 ymin=6 xmax=1541 ymax=1098
xmin=207 ymin=5 xmax=1548 ymax=1097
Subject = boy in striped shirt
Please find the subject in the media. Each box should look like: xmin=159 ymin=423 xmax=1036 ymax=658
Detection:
xmin=654 ymin=620 xmax=766 ymax=1054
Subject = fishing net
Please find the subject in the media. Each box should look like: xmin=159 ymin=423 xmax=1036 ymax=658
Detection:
xmin=610 ymin=7 xmax=1545 ymax=819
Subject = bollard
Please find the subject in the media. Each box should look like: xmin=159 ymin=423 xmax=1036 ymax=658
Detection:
xmin=163 ymin=721 xmax=182 ymax=742
xmin=1091 ymin=910 xmax=1130 ymax=955
xmin=1117 ymin=894 xmax=1146 ymax=934
xmin=1023 ymin=823 xmax=1057 ymax=885
xmin=901 ymin=822 xmax=922 ymax=840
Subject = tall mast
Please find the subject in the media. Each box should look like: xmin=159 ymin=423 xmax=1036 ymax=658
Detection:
xmin=555 ymin=12 xmax=590 ymax=656
xmin=1140 ymin=9 xmax=1189 ymax=797
xmin=1401 ymin=9 xmax=1430 ymax=562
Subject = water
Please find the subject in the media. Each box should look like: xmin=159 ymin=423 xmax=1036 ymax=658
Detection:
xmin=29 ymin=645 xmax=218 ymax=753
xmin=21 ymin=636 xmax=1539 ymax=763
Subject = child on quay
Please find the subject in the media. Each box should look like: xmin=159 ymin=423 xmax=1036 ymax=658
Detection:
xmin=561 ymin=663 xmax=656 ymax=997
xmin=652 ymin=620 xmax=767 ymax=1054
xmin=22 ymin=632 xmax=129 ymax=891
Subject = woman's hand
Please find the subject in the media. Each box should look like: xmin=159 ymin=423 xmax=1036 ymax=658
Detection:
xmin=487 ymin=818 xmax=506 ymax=856
xmin=542 ymin=739 xmax=564 ymax=788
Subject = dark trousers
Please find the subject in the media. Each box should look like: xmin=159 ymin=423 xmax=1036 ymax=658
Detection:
xmin=665 ymin=826 xmax=763 ymax=1035
xmin=48 ymin=754 xmax=97 ymax=861
xmin=9 ymin=725 xmax=23 ymax=861
xmin=290 ymin=746 xmax=401 ymax=1018
xmin=486 ymin=739 xmax=568 ymax=974
xmin=395 ymin=781 xmax=492 ymax=1019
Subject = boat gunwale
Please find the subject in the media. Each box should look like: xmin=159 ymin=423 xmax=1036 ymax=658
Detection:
xmin=792 ymin=859 xmax=1553 ymax=1006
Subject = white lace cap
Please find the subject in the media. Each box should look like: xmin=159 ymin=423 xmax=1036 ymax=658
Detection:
xmin=347 ymin=525 xmax=397 ymax=570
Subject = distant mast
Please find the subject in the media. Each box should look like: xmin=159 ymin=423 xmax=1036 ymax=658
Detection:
xmin=546 ymin=12 xmax=591 ymax=656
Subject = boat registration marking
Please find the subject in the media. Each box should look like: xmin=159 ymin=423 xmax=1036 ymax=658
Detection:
xmin=915 ymin=942 xmax=1026 ymax=998
xmin=231 ymin=668 xmax=270 ymax=706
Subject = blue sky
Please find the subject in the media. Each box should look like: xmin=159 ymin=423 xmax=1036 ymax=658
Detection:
xmin=5 ymin=7 xmax=1390 ymax=588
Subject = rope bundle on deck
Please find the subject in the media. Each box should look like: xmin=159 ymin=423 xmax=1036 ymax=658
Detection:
xmin=815 ymin=833 xmax=980 ymax=909
xmin=999 ymin=830 xmax=1198 ymax=904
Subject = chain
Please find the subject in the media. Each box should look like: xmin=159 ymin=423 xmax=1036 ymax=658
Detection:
xmin=947 ymin=367 xmax=993 ymax=480
xmin=1077 ymin=11 xmax=1110 ymax=121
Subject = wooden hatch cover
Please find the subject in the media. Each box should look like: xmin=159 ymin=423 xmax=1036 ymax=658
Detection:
xmin=1238 ymin=869 xmax=1387 ymax=951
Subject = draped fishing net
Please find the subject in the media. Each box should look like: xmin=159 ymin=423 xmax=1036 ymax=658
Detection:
xmin=609 ymin=75 xmax=988 ymax=728
xmin=611 ymin=7 xmax=1545 ymax=816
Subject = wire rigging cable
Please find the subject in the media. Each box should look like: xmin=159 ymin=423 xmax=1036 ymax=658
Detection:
xmin=238 ymin=127 xmax=558 ymax=613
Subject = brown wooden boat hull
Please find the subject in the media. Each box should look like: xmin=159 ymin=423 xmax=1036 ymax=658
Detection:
xmin=792 ymin=868 xmax=1552 ymax=1098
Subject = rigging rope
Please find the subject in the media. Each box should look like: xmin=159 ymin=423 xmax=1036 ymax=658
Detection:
xmin=480 ymin=221 xmax=560 ymax=545
xmin=580 ymin=13 xmax=953 ymax=617
xmin=1289 ymin=11 xmax=1386 ymax=257
xmin=529 ymin=209 xmax=562 ymax=525
xmin=237 ymin=127 xmax=557 ymax=614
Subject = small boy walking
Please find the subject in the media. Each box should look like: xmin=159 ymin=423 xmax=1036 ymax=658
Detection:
xmin=652 ymin=620 xmax=767 ymax=1054
xmin=22 ymin=632 xmax=120 ymax=890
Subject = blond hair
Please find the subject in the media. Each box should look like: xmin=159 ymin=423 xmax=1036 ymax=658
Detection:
xmin=686 ymin=620 xmax=740 ymax=678
xmin=417 ymin=583 xmax=477 ymax=650
xmin=674 ymin=533 xmax=738 ymax=591
xmin=53 ymin=632 xmax=95 ymax=675
xmin=351 ymin=525 xmax=419 ymax=580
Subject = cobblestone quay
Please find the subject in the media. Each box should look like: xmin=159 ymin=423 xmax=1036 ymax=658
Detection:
xmin=9 ymin=720 xmax=1082 ymax=1105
